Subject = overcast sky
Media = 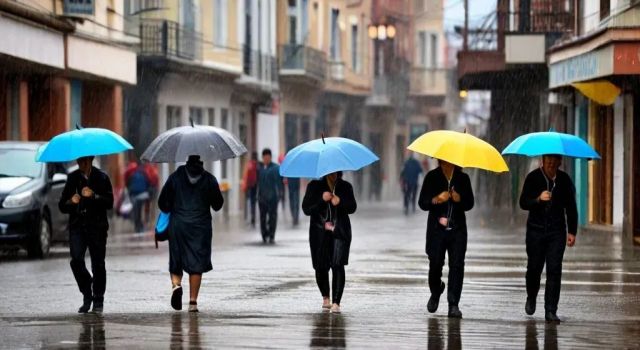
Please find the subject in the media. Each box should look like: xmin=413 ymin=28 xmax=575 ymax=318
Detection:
xmin=443 ymin=0 xmax=497 ymax=30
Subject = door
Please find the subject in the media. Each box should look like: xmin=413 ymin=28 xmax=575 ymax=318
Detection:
xmin=634 ymin=95 xmax=640 ymax=240
xmin=46 ymin=163 xmax=68 ymax=241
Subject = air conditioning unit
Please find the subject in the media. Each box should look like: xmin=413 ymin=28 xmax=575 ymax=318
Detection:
xmin=62 ymin=0 xmax=95 ymax=19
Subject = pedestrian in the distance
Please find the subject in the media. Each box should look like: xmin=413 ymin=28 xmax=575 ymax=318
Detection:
xmin=125 ymin=160 xmax=151 ymax=233
xmin=59 ymin=156 xmax=113 ymax=314
xmin=519 ymin=154 xmax=577 ymax=323
xmin=158 ymin=155 xmax=224 ymax=312
xmin=302 ymin=171 xmax=357 ymax=314
xmin=418 ymin=159 xmax=474 ymax=318
xmin=287 ymin=177 xmax=301 ymax=226
xmin=401 ymin=153 xmax=423 ymax=215
xmin=257 ymin=148 xmax=283 ymax=244
xmin=242 ymin=152 xmax=259 ymax=227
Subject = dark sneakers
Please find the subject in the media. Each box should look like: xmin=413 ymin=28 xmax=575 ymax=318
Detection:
xmin=545 ymin=311 xmax=561 ymax=323
xmin=171 ymin=285 xmax=183 ymax=311
xmin=92 ymin=297 xmax=104 ymax=314
xmin=525 ymin=297 xmax=536 ymax=315
xmin=427 ymin=281 xmax=446 ymax=313
xmin=78 ymin=296 xmax=92 ymax=314
xmin=448 ymin=305 xmax=463 ymax=319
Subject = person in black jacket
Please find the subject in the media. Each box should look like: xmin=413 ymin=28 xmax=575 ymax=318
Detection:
xmin=302 ymin=171 xmax=356 ymax=314
xmin=59 ymin=156 xmax=114 ymax=314
xmin=418 ymin=159 xmax=474 ymax=318
xmin=520 ymin=154 xmax=578 ymax=323
xmin=158 ymin=155 xmax=224 ymax=312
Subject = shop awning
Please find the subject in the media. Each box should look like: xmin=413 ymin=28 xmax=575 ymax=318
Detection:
xmin=571 ymin=80 xmax=621 ymax=106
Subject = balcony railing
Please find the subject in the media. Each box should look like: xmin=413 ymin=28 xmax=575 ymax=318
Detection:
xmin=279 ymin=44 xmax=326 ymax=82
xmin=242 ymin=46 xmax=278 ymax=86
xmin=328 ymin=61 xmax=345 ymax=81
xmin=139 ymin=19 xmax=202 ymax=61
xmin=410 ymin=68 xmax=447 ymax=96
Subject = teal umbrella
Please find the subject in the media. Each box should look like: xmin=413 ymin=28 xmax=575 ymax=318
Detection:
xmin=502 ymin=130 xmax=600 ymax=159
xmin=36 ymin=127 xmax=133 ymax=162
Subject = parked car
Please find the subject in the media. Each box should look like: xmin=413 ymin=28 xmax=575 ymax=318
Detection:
xmin=0 ymin=142 xmax=69 ymax=258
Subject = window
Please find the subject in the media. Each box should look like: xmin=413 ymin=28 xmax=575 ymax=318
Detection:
xmin=600 ymin=0 xmax=610 ymax=20
xmin=166 ymin=106 xmax=182 ymax=130
xmin=288 ymin=0 xmax=298 ymax=44
xmin=418 ymin=31 xmax=427 ymax=67
xmin=208 ymin=108 xmax=216 ymax=126
xmin=330 ymin=8 xmax=341 ymax=60
xmin=214 ymin=0 xmax=228 ymax=47
xmin=351 ymin=24 xmax=359 ymax=72
xmin=181 ymin=0 xmax=196 ymax=30
xmin=429 ymin=33 xmax=438 ymax=68
xmin=221 ymin=108 xmax=229 ymax=178
xmin=189 ymin=107 xmax=203 ymax=125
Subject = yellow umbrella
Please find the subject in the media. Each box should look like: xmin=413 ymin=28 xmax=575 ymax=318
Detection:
xmin=407 ymin=130 xmax=509 ymax=172
xmin=571 ymin=80 xmax=621 ymax=106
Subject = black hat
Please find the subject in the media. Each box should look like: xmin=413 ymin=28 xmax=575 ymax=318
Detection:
xmin=187 ymin=155 xmax=202 ymax=163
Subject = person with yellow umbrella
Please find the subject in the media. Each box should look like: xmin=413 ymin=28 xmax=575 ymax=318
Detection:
xmin=409 ymin=130 xmax=508 ymax=318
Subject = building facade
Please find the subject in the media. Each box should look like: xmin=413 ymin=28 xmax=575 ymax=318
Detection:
xmin=0 ymin=0 xmax=138 ymax=187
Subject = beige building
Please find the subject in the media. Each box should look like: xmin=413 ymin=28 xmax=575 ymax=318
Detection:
xmin=0 ymin=0 xmax=138 ymax=188
xmin=125 ymin=0 xmax=278 ymax=215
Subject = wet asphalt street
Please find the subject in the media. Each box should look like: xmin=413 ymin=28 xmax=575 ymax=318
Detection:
xmin=1 ymin=202 xmax=639 ymax=349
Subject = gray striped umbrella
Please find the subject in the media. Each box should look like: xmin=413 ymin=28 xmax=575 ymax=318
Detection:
xmin=141 ymin=124 xmax=247 ymax=163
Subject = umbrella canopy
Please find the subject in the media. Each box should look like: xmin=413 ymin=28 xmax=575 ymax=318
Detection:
xmin=407 ymin=130 xmax=509 ymax=173
xmin=141 ymin=124 xmax=247 ymax=163
xmin=279 ymin=137 xmax=379 ymax=179
xmin=36 ymin=127 xmax=133 ymax=162
xmin=502 ymin=130 xmax=600 ymax=159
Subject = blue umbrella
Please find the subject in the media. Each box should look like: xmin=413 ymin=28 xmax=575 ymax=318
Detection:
xmin=280 ymin=137 xmax=379 ymax=179
xmin=37 ymin=127 xmax=133 ymax=162
xmin=502 ymin=130 xmax=600 ymax=159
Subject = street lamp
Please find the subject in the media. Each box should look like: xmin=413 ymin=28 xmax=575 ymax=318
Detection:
xmin=368 ymin=23 xmax=396 ymax=76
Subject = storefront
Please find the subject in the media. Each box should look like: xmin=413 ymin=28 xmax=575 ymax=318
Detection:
xmin=548 ymin=30 xmax=640 ymax=243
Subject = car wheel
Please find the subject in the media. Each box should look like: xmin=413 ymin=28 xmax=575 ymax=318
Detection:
xmin=27 ymin=216 xmax=51 ymax=259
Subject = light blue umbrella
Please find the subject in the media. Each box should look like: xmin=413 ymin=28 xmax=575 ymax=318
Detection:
xmin=280 ymin=137 xmax=379 ymax=179
xmin=502 ymin=130 xmax=600 ymax=159
xmin=36 ymin=127 xmax=133 ymax=162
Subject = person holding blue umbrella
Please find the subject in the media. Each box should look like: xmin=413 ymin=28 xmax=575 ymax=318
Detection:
xmin=503 ymin=129 xmax=598 ymax=323
xmin=38 ymin=126 xmax=131 ymax=314
xmin=284 ymin=136 xmax=378 ymax=313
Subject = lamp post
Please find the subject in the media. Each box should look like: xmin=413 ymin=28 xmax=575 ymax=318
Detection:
xmin=368 ymin=23 xmax=396 ymax=76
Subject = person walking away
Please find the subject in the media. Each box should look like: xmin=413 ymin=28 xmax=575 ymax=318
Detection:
xmin=158 ymin=155 xmax=224 ymax=312
xmin=519 ymin=154 xmax=577 ymax=323
xmin=59 ymin=156 xmax=113 ymax=313
xmin=418 ymin=159 xmax=474 ymax=318
xmin=143 ymin=163 xmax=159 ymax=226
xmin=256 ymin=149 xmax=283 ymax=244
xmin=401 ymin=154 xmax=423 ymax=215
xmin=242 ymin=152 xmax=258 ymax=227
xmin=287 ymin=177 xmax=301 ymax=226
xmin=126 ymin=161 xmax=151 ymax=233
xmin=302 ymin=172 xmax=357 ymax=314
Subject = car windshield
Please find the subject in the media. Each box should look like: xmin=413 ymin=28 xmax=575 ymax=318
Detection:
xmin=0 ymin=148 xmax=42 ymax=178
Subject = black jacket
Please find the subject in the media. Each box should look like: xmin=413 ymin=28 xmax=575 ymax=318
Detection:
xmin=519 ymin=168 xmax=578 ymax=235
xmin=302 ymin=178 xmax=357 ymax=269
xmin=418 ymin=167 xmax=474 ymax=254
xmin=59 ymin=167 xmax=113 ymax=232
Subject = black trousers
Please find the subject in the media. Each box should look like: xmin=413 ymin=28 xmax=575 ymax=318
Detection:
xmin=247 ymin=186 xmax=257 ymax=225
xmin=259 ymin=201 xmax=278 ymax=240
xmin=289 ymin=187 xmax=300 ymax=225
xmin=427 ymin=228 xmax=467 ymax=307
xmin=315 ymin=266 xmax=346 ymax=305
xmin=69 ymin=229 xmax=107 ymax=300
xmin=526 ymin=229 xmax=566 ymax=312
xmin=403 ymin=183 xmax=418 ymax=214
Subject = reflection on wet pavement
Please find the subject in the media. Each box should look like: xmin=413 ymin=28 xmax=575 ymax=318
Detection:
xmin=0 ymin=203 xmax=639 ymax=348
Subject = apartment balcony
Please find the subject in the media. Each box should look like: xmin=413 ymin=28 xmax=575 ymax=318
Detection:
xmin=365 ymin=77 xmax=392 ymax=107
xmin=238 ymin=46 xmax=278 ymax=92
xmin=409 ymin=68 xmax=447 ymax=96
xmin=139 ymin=19 xmax=202 ymax=61
xmin=328 ymin=61 xmax=345 ymax=81
xmin=279 ymin=44 xmax=326 ymax=85
xmin=457 ymin=2 xmax=574 ymax=89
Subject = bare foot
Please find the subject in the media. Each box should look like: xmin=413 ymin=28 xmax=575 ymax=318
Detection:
xmin=322 ymin=297 xmax=331 ymax=309
xmin=330 ymin=303 xmax=341 ymax=314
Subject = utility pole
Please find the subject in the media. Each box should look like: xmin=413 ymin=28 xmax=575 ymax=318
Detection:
xmin=463 ymin=0 xmax=469 ymax=51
